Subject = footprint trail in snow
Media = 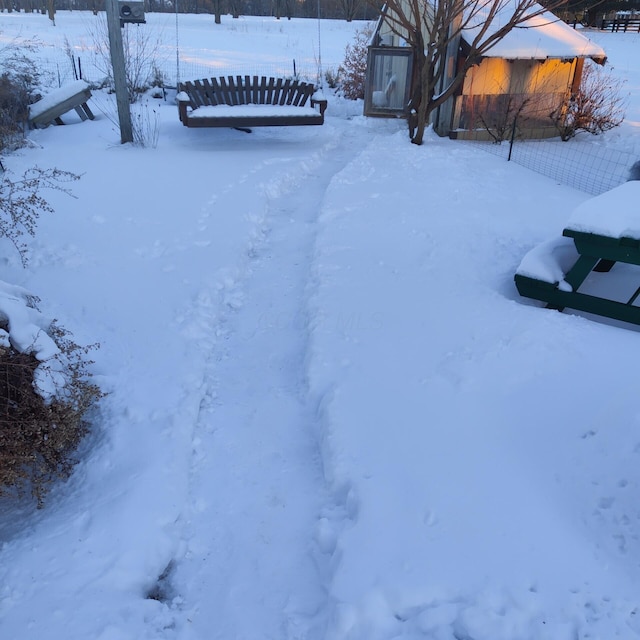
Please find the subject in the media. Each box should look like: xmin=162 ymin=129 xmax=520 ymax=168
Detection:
xmin=169 ymin=128 xmax=365 ymax=640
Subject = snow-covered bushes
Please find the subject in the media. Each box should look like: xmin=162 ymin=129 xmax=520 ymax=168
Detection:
xmin=0 ymin=73 xmax=29 ymax=153
xmin=0 ymin=306 xmax=103 ymax=506
xmin=551 ymin=62 xmax=627 ymax=141
xmin=0 ymin=43 xmax=43 ymax=153
xmin=337 ymin=24 xmax=373 ymax=100
xmin=0 ymin=167 xmax=102 ymax=506
xmin=324 ymin=66 xmax=341 ymax=90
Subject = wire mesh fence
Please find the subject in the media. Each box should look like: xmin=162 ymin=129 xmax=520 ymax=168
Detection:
xmin=455 ymin=66 xmax=635 ymax=197
xmin=469 ymin=137 xmax=637 ymax=196
xmin=174 ymin=59 xmax=326 ymax=85
xmin=35 ymin=51 xmax=335 ymax=92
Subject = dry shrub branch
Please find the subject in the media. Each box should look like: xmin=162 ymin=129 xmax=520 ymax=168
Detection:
xmin=338 ymin=24 xmax=373 ymax=100
xmin=0 ymin=166 xmax=101 ymax=507
xmin=0 ymin=167 xmax=80 ymax=267
xmin=551 ymin=63 xmax=626 ymax=141
xmin=0 ymin=321 xmax=103 ymax=506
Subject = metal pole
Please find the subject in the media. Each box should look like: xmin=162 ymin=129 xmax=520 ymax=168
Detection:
xmin=316 ymin=0 xmax=322 ymax=86
xmin=175 ymin=0 xmax=180 ymax=89
xmin=105 ymin=0 xmax=133 ymax=144
xmin=507 ymin=115 xmax=517 ymax=161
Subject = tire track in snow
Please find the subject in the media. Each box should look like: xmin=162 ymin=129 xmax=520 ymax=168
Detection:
xmin=166 ymin=125 xmax=368 ymax=640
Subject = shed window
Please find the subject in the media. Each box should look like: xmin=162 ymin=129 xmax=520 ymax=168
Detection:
xmin=364 ymin=48 xmax=413 ymax=117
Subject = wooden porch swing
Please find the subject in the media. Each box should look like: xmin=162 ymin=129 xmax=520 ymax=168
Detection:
xmin=177 ymin=75 xmax=327 ymax=129
xmin=174 ymin=2 xmax=327 ymax=130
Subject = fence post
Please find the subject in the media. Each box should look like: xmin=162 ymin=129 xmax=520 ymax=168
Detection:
xmin=507 ymin=115 xmax=517 ymax=161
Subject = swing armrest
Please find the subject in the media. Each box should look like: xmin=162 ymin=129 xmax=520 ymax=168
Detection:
xmin=177 ymin=91 xmax=192 ymax=124
xmin=311 ymin=97 xmax=327 ymax=116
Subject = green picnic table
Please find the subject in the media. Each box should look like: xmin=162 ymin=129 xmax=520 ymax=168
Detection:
xmin=515 ymin=181 xmax=640 ymax=326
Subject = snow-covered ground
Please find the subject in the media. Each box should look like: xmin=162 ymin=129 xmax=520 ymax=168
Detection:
xmin=1 ymin=11 xmax=640 ymax=640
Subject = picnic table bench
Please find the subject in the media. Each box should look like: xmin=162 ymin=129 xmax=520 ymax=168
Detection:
xmin=28 ymin=80 xmax=94 ymax=129
xmin=177 ymin=75 xmax=327 ymax=129
xmin=515 ymin=181 xmax=640 ymax=326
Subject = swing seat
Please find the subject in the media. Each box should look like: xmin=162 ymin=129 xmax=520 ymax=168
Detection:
xmin=177 ymin=76 xmax=327 ymax=129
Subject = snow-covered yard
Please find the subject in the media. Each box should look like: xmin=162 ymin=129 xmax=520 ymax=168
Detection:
xmin=1 ymin=11 xmax=640 ymax=640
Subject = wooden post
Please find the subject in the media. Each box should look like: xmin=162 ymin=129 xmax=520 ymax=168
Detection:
xmin=507 ymin=115 xmax=517 ymax=161
xmin=105 ymin=0 xmax=133 ymax=144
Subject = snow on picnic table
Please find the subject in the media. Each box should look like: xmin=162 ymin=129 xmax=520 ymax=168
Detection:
xmin=565 ymin=180 xmax=640 ymax=238
xmin=517 ymin=179 xmax=640 ymax=286
xmin=515 ymin=236 xmax=578 ymax=288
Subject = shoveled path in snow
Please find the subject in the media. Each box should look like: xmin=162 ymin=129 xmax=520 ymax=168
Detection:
xmin=169 ymin=123 xmax=368 ymax=640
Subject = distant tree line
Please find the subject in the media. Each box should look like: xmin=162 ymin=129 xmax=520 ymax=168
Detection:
xmin=0 ymin=0 xmax=381 ymax=21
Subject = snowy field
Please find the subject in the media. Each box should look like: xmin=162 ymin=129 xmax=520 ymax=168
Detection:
xmin=0 ymin=11 xmax=358 ymax=87
xmin=1 ymin=11 xmax=640 ymax=640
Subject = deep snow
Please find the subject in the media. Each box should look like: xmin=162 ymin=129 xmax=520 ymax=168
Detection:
xmin=1 ymin=11 xmax=640 ymax=640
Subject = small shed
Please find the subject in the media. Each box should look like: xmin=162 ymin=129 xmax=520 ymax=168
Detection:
xmin=364 ymin=4 xmax=607 ymax=140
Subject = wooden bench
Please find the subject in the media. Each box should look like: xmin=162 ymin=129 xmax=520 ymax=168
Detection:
xmin=514 ymin=181 xmax=640 ymax=326
xmin=28 ymin=80 xmax=95 ymax=129
xmin=177 ymin=76 xmax=327 ymax=129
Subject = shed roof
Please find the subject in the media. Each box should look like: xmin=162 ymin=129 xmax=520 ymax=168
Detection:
xmin=462 ymin=5 xmax=606 ymax=62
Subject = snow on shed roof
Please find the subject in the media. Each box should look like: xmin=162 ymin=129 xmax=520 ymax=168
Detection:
xmin=462 ymin=5 xmax=606 ymax=61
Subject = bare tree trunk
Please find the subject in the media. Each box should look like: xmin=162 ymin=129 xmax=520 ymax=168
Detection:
xmin=409 ymin=32 xmax=431 ymax=145
xmin=340 ymin=0 xmax=362 ymax=21
xmin=412 ymin=87 xmax=430 ymax=144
